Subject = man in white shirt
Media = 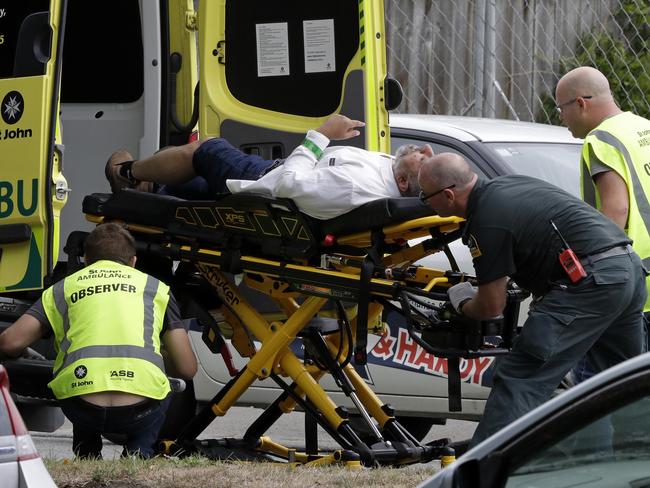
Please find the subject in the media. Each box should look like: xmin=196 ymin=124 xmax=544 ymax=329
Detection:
xmin=106 ymin=115 xmax=430 ymax=220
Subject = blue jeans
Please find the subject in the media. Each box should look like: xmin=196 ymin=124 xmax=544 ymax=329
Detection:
xmin=158 ymin=138 xmax=274 ymax=198
xmin=60 ymin=394 xmax=172 ymax=459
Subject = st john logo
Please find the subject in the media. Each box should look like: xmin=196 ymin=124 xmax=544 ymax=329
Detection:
xmin=74 ymin=365 xmax=88 ymax=379
xmin=2 ymin=91 xmax=24 ymax=125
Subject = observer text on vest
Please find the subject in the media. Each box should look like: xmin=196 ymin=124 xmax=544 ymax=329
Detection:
xmin=70 ymin=283 xmax=137 ymax=303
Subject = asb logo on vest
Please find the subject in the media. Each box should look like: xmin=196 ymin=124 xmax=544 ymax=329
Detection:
xmin=74 ymin=365 xmax=88 ymax=379
xmin=110 ymin=369 xmax=135 ymax=379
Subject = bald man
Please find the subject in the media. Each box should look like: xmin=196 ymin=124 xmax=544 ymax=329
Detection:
xmin=556 ymin=67 xmax=650 ymax=317
xmin=418 ymin=153 xmax=646 ymax=446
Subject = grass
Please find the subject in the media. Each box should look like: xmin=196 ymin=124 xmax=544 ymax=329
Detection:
xmin=45 ymin=456 xmax=439 ymax=488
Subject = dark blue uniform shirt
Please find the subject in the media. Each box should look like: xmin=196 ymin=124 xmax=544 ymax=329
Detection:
xmin=464 ymin=175 xmax=630 ymax=296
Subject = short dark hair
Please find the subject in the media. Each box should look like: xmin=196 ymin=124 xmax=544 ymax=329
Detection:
xmin=84 ymin=223 xmax=136 ymax=265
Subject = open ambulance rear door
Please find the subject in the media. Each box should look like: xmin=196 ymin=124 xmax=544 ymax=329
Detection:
xmin=0 ymin=1 xmax=67 ymax=293
xmin=197 ymin=0 xmax=392 ymax=155
xmin=193 ymin=0 xmax=394 ymax=397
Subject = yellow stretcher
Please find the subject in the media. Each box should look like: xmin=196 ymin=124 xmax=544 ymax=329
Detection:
xmin=79 ymin=189 xmax=525 ymax=467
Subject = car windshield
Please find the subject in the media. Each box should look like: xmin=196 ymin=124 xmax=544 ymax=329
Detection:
xmin=485 ymin=142 xmax=582 ymax=197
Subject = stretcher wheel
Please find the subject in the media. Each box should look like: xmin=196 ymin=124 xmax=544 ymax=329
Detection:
xmin=158 ymin=439 xmax=177 ymax=456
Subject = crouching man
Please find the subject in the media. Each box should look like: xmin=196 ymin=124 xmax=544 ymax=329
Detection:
xmin=0 ymin=223 xmax=197 ymax=459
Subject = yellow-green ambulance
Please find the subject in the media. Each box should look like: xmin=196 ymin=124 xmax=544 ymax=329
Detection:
xmin=0 ymin=0 xmax=392 ymax=434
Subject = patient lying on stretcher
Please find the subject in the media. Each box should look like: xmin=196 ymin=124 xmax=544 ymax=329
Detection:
xmin=105 ymin=114 xmax=431 ymax=220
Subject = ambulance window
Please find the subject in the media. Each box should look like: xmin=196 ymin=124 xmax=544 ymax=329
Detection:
xmin=224 ymin=1 xmax=359 ymax=117
xmin=60 ymin=0 xmax=143 ymax=103
xmin=0 ymin=0 xmax=50 ymax=79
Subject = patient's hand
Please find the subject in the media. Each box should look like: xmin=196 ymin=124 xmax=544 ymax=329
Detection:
xmin=317 ymin=114 xmax=365 ymax=141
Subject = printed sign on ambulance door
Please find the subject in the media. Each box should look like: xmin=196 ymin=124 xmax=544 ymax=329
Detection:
xmin=0 ymin=0 xmax=66 ymax=292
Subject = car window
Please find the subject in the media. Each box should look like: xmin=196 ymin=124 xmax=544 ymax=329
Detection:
xmin=504 ymin=393 xmax=650 ymax=487
xmin=391 ymin=135 xmax=488 ymax=178
xmin=484 ymin=142 xmax=582 ymax=197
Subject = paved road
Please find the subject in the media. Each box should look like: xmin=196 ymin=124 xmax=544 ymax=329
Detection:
xmin=33 ymin=406 xmax=477 ymax=461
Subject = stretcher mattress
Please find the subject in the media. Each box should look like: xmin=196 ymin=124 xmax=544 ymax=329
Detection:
xmin=82 ymin=190 xmax=435 ymax=258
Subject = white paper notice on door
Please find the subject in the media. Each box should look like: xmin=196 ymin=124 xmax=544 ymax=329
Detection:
xmin=256 ymin=22 xmax=290 ymax=77
xmin=303 ymin=19 xmax=336 ymax=73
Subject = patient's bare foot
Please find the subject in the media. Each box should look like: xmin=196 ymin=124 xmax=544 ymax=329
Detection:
xmin=104 ymin=150 xmax=154 ymax=193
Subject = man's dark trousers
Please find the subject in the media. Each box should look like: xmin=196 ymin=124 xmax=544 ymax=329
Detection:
xmin=60 ymin=394 xmax=172 ymax=459
xmin=471 ymin=251 xmax=647 ymax=446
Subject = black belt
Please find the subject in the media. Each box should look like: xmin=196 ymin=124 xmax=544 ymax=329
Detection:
xmin=543 ymin=244 xmax=634 ymax=296
xmin=581 ymin=244 xmax=633 ymax=266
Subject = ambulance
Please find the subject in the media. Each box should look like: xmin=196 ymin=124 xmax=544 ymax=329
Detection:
xmin=0 ymin=0 xmax=478 ymax=441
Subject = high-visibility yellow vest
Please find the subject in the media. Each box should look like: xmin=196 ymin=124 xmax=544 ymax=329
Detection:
xmin=42 ymin=260 xmax=171 ymax=399
xmin=581 ymin=111 xmax=650 ymax=311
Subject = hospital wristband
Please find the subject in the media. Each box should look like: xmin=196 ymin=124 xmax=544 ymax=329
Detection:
xmin=302 ymin=138 xmax=324 ymax=159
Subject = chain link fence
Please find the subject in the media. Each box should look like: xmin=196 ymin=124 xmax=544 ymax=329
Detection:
xmin=385 ymin=0 xmax=650 ymax=124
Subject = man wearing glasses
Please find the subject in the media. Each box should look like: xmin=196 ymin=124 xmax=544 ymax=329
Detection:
xmin=418 ymin=152 xmax=647 ymax=446
xmin=105 ymin=114 xmax=426 ymax=220
xmin=556 ymin=66 xmax=650 ymax=373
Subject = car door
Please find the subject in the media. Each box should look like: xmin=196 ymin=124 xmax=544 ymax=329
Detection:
xmin=420 ymin=359 xmax=650 ymax=488
xmin=0 ymin=0 xmax=67 ymax=293
xmin=495 ymin=367 xmax=650 ymax=488
xmin=193 ymin=0 xmax=392 ymax=395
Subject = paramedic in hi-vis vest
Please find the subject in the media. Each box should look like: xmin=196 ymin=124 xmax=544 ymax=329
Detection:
xmin=556 ymin=66 xmax=650 ymax=377
xmin=0 ymin=223 xmax=197 ymax=459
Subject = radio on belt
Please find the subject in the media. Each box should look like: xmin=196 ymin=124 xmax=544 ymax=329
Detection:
xmin=550 ymin=220 xmax=587 ymax=283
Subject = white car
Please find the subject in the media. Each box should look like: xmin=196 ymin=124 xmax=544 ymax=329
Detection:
xmin=178 ymin=116 xmax=583 ymax=441
xmin=0 ymin=365 xmax=56 ymax=488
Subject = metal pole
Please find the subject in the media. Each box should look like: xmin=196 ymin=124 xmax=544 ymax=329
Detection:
xmin=473 ymin=0 xmax=486 ymax=117
xmin=494 ymin=79 xmax=519 ymax=120
xmin=484 ymin=0 xmax=496 ymax=118
xmin=407 ymin=0 xmax=426 ymax=112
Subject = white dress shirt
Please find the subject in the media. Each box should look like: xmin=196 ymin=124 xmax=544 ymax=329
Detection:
xmin=226 ymin=130 xmax=401 ymax=220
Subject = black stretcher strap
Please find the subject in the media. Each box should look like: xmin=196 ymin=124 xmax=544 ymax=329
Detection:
xmin=447 ymin=357 xmax=462 ymax=412
xmin=354 ymin=229 xmax=384 ymax=366
xmin=354 ymin=258 xmax=373 ymax=365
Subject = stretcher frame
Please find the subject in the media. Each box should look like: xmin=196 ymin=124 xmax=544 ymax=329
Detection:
xmin=80 ymin=190 xmax=524 ymax=467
